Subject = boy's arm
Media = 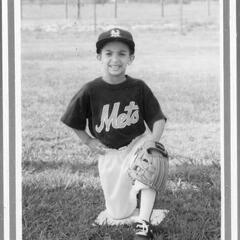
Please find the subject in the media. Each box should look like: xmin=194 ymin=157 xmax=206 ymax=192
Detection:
xmin=73 ymin=129 xmax=92 ymax=144
xmin=73 ymin=129 xmax=106 ymax=154
xmin=150 ymin=119 xmax=166 ymax=142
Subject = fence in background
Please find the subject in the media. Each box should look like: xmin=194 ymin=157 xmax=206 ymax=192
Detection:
xmin=21 ymin=0 xmax=219 ymax=34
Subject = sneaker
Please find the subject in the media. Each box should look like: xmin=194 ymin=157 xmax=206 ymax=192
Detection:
xmin=133 ymin=220 xmax=154 ymax=240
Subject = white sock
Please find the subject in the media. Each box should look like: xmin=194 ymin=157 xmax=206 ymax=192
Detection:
xmin=138 ymin=188 xmax=156 ymax=222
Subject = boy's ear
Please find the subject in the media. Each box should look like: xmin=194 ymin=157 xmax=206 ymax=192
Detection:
xmin=96 ymin=54 xmax=101 ymax=61
xmin=128 ymin=55 xmax=135 ymax=65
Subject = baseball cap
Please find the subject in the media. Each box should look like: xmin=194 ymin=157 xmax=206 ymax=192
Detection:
xmin=96 ymin=28 xmax=135 ymax=54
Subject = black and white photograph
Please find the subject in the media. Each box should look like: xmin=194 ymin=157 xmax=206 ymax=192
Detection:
xmin=2 ymin=0 xmax=240 ymax=239
xmin=20 ymin=0 xmax=221 ymax=239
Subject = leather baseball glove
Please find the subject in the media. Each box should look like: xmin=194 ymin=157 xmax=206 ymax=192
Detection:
xmin=128 ymin=140 xmax=169 ymax=192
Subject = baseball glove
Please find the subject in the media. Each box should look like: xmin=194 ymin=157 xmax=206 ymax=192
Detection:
xmin=128 ymin=140 xmax=169 ymax=192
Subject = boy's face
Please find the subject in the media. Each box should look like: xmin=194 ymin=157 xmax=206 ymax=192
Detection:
xmin=97 ymin=41 xmax=134 ymax=80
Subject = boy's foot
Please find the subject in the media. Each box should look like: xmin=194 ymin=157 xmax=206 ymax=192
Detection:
xmin=133 ymin=220 xmax=154 ymax=240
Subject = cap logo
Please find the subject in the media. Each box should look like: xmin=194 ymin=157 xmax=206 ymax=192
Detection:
xmin=110 ymin=29 xmax=120 ymax=37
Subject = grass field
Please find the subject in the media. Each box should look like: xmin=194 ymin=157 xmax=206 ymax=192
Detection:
xmin=22 ymin=2 xmax=220 ymax=239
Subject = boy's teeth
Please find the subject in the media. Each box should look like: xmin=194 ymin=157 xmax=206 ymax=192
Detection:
xmin=111 ymin=66 xmax=119 ymax=70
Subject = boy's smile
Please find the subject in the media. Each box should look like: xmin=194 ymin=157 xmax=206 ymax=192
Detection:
xmin=97 ymin=41 xmax=135 ymax=84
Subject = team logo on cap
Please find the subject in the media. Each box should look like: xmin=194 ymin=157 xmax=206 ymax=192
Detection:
xmin=110 ymin=29 xmax=120 ymax=37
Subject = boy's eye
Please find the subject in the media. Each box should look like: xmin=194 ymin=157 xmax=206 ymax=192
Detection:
xmin=103 ymin=51 xmax=128 ymax=57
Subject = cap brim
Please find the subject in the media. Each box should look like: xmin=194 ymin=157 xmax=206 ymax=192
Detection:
xmin=96 ymin=38 xmax=135 ymax=54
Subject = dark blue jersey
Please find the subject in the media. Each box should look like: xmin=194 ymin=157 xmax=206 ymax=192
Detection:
xmin=61 ymin=75 xmax=166 ymax=149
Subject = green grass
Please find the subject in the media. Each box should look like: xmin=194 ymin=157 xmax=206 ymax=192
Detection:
xmin=22 ymin=2 xmax=220 ymax=239
xmin=22 ymin=145 xmax=221 ymax=240
xmin=22 ymin=159 xmax=220 ymax=239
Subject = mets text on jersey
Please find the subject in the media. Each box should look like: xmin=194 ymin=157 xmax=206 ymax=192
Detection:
xmin=95 ymin=101 xmax=139 ymax=133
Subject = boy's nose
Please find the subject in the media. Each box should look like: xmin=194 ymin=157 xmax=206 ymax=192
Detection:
xmin=111 ymin=54 xmax=119 ymax=62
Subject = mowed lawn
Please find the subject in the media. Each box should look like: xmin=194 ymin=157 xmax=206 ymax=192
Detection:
xmin=22 ymin=2 xmax=220 ymax=240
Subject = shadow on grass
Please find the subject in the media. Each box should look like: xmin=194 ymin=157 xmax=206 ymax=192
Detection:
xmin=22 ymin=162 xmax=221 ymax=240
xmin=22 ymin=158 xmax=98 ymax=175
xmin=154 ymin=162 xmax=221 ymax=240
xmin=22 ymin=184 xmax=135 ymax=240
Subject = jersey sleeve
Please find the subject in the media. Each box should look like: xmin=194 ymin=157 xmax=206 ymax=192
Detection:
xmin=60 ymin=85 xmax=90 ymax=130
xmin=142 ymin=82 xmax=167 ymax=131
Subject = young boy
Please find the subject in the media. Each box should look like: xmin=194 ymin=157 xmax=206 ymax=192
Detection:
xmin=61 ymin=28 xmax=167 ymax=240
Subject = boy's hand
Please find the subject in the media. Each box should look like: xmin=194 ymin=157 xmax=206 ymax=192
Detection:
xmin=88 ymin=138 xmax=107 ymax=155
